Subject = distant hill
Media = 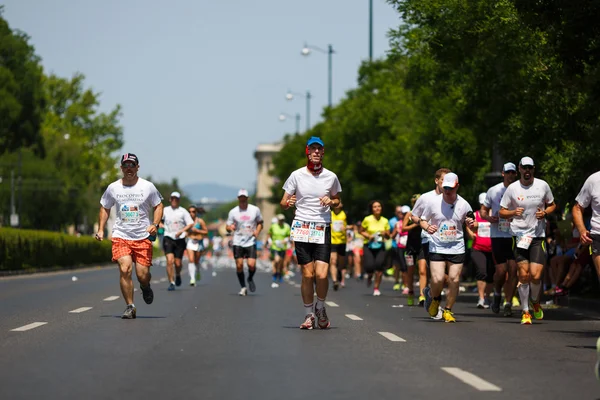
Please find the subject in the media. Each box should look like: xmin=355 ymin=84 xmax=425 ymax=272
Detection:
xmin=182 ymin=182 xmax=247 ymax=202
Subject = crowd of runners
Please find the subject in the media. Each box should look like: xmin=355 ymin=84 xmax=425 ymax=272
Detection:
xmin=95 ymin=140 xmax=600 ymax=377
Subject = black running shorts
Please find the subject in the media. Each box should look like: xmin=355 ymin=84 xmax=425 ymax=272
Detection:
xmin=295 ymin=227 xmax=331 ymax=265
xmin=472 ymin=250 xmax=494 ymax=283
xmin=330 ymin=243 xmax=347 ymax=256
xmin=233 ymin=244 xmax=257 ymax=260
xmin=491 ymin=237 xmax=515 ymax=264
xmin=591 ymin=234 xmax=600 ymax=256
xmin=513 ymin=237 xmax=546 ymax=265
xmin=417 ymin=242 xmax=430 ymax=262
xmin=363 ymin=247 xmax=387 ymax=273
xmin=163 ymin=237 xmax=186 ymax=259
xmin=390 ymin=247 xmax=408 ymax=272
xmin=429 ymin=252 xmax=466 ymax=264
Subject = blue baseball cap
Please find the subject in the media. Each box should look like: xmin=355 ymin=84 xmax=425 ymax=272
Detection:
xmin=306 ymin=136 xmax=324 ymax=147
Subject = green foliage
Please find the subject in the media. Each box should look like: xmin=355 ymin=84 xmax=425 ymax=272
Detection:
xmin=0 ymin=227 xmax=112 ymax=270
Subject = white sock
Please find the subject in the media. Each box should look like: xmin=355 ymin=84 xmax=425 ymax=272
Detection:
xmin=188 ymin=262 xmax=197 ymax=280
xmin=530 ymin=281 xmax=541 ymax=303
xmin=128 ymin=303 xmax=135 ymax=308
xmin=315 ymin=297 xmax=325 ymax=311
xmin=518 ymin=283 xmax=530 ymax=312
xmin=304 ymin=303 xmax=314 ymax=317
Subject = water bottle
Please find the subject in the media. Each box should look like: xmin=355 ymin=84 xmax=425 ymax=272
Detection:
xmin=148 ymin=234 xmax=156 ymax=242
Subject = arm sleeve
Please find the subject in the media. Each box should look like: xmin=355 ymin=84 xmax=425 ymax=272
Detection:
xmin=282 ymin=173 xmax=297 ymax=195
xmin=100 ymin=186 xmax=115 ymax=209
xmin=575 ymin=177 xmax=592 ymax=208
xmin=499 ymin=186 xmax=512 ymax=209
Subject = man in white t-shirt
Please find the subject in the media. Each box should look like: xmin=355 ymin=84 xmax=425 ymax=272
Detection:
xmin=419 ymin=172 xmax=476 ymax=323
xmin=499 ymin=156 xmax=556 ymax=325
xmin=411 ymin=168 xmax=451 ymax=307
xmin=96 ymin=153 xmax=164 ymax=319
xmin=481 ymin=162 xmax=519 ymax=316
xmin=226 ymin=189 xmax=264 ymax=296
xmin=161 ymin=192 xmax=194 ymax=291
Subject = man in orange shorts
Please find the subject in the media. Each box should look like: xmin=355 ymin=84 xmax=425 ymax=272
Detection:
xmin=96 ymin=153 xmax=164 ymax=319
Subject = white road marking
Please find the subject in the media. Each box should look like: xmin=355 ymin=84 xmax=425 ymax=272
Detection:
xmin=103 ymin=296 xmax=119 ymax=301
xmin=293 ymin=284 xmax=301 ymax=288
xmin=345 ymin=314 xmax=363 ymax=321
xmin=378 ymin=332 xmax=406 ymax=342
xmin=11 ymin=322 xmax=48 ymax=332
xmin=69 ymin=307 xmax=93 ymax=314
xmin=441 ymin=367 xmax=502 ymax=392
xmin=159 ymin=277 xmax=167 ymax=282
xmin=151 ymin=280 xmax=160 ymax=284
xmin=325 ymin=301 xmax=339 ymax=307
xmin=391 ymin=305 xmax=404 ymax=308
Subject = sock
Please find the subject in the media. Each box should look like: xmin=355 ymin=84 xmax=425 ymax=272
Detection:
xmin=304 ymin=303 xmax=314 ymax=317
xmin=272 ymin=273 xmax=277 ymax=282
xmin=530 ymin=281 xmax=541 ymax=303
xmin=444 ymin=307 xmax=451 ymax=311
xmin=188 ymin=262 xmax=197 ymax=280
xmin=237 ymin=271 xmax=246 ymax=288
xmin=519 ymin=283 xmax=530 ymax=312
xmin=128 ymin=303 xmax=135 ymax=308
xmin=315 ymin=297 xmax=325 ymax=310
xmin=248 ymin=268 xmax=256 ymax=281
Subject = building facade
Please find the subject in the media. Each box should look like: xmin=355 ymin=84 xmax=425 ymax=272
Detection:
xmin=254 ymin=142 xmax=282 ymax=240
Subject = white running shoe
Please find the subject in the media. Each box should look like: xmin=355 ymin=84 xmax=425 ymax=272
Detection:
xmin=373 ymin=289 xmax=381 ymax=296
xmin=271 ymin=282 xmax=279 ymax=288
xmin=238 ymin=287 xmax=248 ymax=296
xmin=432 ymin=306 xmax=443 ymax=320
xmin=190 ymin=279 xmax=196 ymax=287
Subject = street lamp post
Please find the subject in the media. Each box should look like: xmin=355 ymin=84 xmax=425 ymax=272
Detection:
xmin=369 ymin=0 xmax=373 ymax=61
xmin=301 ymin=43 xmax=334 ymax=108
xmin=286 ymin=90 xmax=312 ymax=131
xmin=279 ymin=113 xmax=301 ymax=134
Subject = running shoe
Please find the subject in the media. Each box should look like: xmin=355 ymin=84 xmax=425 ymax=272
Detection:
xmin=248 ymin=279 xmax=256 ymax=293
xmin=333 ymin=281 xmax=340 ymax=291
xmin=271 ymin=282 xmax=279 ymax=288
xmin=477 ymin=298 xmax=486 ymax=309
xmin=175 ymin=275 xmax=182 ymax=287
xmin=442 ymin=309 xmax=456 ymax=323
xmin=238 ymin=287 xmax=248 ymax=296
xmin=121 ymin=305 xmax=136 ymax=319
xmin=141 ymin=284 xmax=154 ymax=304
xmin=512 ymin=296 xmax=521 ymax=307
xmin=190 ymin=279 xmax=196 ymax=287
xmin=167 ymin=283 xmax=175 ymax=291
xmin=315 ymin=307 xmax=330 ymax=329
xmin=491 ymin=293 xmax=501 ymax=314
xmin=555 ymin=286 xmax=568 ymax=296
xmin=340 ymin=281 xmax=346 ymax=288
xmin=418 ymin=295 xmax=425 ymax=307
xmin=432 ymin=306 xmax=443 ymax=320
xmin=595 ymin=337 xmax=600 ymax=381
xmin=521 ymin=311 xmax=532 ymax=325
xmin=532 ymin=303 xmax=544 ymax=320
xmin=393 ymin=283 xmax=401 ymax=291
xmin=429 ymin=299 xmax=440 ymax=318
xmin=345 ymin=273 xmax=351 ymax=279
xmin=503 ymin=304 xmax=513 ymax=317
xmin=423 ymin=286 xmax=433 ymax=313
xmin=407 ymin=293 xmax=415 ymax=306
xmin=402 ymin=287 xmax=409 ymax=295
xmin=373 ymin=288 xmax=381 ymax=296
xmin=300 ymin=314 xmax=315 ymax=330
xmin=386 ymin=267 xmax=395 ymax=276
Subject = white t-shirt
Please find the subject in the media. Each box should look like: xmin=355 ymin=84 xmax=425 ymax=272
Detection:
xmin=100 ymin=178 xmax=163 ymax=241
xmin=412 ymin=189 xmax=440 ymax=244
xmin=483 ymin=182 xmax=512 ymax=238
xmin=421 ymin=194 xmax=472 ymax=255
xmin=575 ymin=171 xmax=600 ymax=235
xmin=226 ymin=204 xmax=263 ymax=247
xmin=500 ymin=178 xmax=554 ymax=238
xmin=282 ymin=167 xmax=342 ymax=224
xmin=162 ymin=206 xmax=194 ymax=240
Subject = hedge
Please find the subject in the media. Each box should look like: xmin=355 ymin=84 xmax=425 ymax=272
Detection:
xmin=0 ymin=228 xmax=112 ymax=271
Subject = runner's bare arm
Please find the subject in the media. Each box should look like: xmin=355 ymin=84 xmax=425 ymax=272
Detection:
xmin=280 ymin=192 xmax=296 ymax=210
xmin=480 ymin=205 xmax=498 ymax=223
xmin=499 ymin=206 xmax=519 ymax=219
xmin=254 ymin=221 xmax=264 ymax=238
xmin=402 ymin=212 xmax=419 ymax=232
xmin=573 ymin=203 xmax=593 ymax=245
xmin=537 ymin=201 xmax=557 ymax=219
xmin=148 ymin=202 xmax=164 ymax=235
xmin=95 ymin=206 xmax=111 ymax=240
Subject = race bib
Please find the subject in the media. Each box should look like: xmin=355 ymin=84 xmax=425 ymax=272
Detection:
xmin=478 ymin=222 xmax=491 ymax=238
xmin=498 ymin=218 xmax=510 ymax=233
xmin=291 ymin=220 xmax=327 ymax=244
xmin=397 ymin=235 xmax=408 ymax=247
xmin=438 ymin=222 xmax=459 ymax=243
xmin=241 ymin=222 xmax=254 ymax=236
xmin=332 ymin=220 xmax=345 ymax=233
xmin=405 ymin=254 xmax=414 ymax=267
xmin=516 ymin=235 xmax=533 ymax=250
xmin=120 ymin=204 xmax=140 ymax=224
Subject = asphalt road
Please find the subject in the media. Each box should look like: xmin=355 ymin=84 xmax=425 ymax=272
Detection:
xmin=1 ymin=257 xmax=599 ymax=399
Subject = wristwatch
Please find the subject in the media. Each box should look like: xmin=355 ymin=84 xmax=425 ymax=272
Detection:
xmin=154 ymin=223 xmax=160 ymax=229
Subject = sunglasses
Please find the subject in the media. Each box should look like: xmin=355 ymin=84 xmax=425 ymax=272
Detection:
xmin=521 ymin=165 xmax=534 ymax=170
xmin=504 ymin=170 xmax=517 ymax=174
xmin=122 ymin=163 xmax=136 ymax=168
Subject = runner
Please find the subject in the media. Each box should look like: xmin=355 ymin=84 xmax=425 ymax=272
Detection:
xmin=330 ymin=202 xmax=348 ymax=290
xmin=352 ymin=221 xmax=365 ymax=281
xmin=421 ymin=172 xmax=476 ymax=322
xmin=403 ymin=196 xmax=423 ymax=306
xmin=360 ymin=201 xmax=390 ymax=296
xmin=345 ymin=223 xmax=355 ymax=282
xmin=96 ymin=153 xmax=163 ymax=319
xmin=468 ymin=193 xmax=493 ymax=309
xmin=389 ymin=205 xmax=414 ymax=304
xmin=226 ymin=189 xmax=264 ymax=296
xmin=280 ymin=136 xmax=342 ymax=329
xmin=186 ymin=204 xmax=208 ymax=286
xmin=411 ymin=168 xmax=451 ymax=306
xmin=481 ymin=162 xmax=519 ymax=316
xmin=162 ymin=191 xmax=195 ymax=291
xmin=267 ymin=214 xmax=291 ymax=288
xmin=499 ymin=157 xmax=556 ymax=325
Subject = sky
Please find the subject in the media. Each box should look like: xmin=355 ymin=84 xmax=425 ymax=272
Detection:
xmin=3 ymin=0 xmax=402 ymax=190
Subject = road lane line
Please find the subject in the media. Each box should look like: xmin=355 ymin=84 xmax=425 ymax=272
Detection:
xmin=159 ymin=277 xmax=167 ymax=282
xmin=103 ymin=296 xmax=119 ymax=301
xmin=11 ymin=322 xmax=48 ymax=332
xmin=69 ymin=307 xmax=93 ymax=313
xmin=378 ymin=332 xmax=406 ymax=342
xmin=325 ymin=301 xmax=339 ymax=307
xmin=441 ymin=367 xmax=502 ymax=392
xmin=151 ymin=280 xmax=160 ymax=284
xmin=345 ymin=314 xmax=363 ymax=321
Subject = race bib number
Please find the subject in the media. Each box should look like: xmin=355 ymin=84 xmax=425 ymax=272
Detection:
xmin=405 ymin=254 xmax=414 ymax=267
xmin=438 ymin=222 xmax=459 ymax=243
xmin=478 ymin=222 xmax=491 ymax=238
xmin=516 ymin=235 xmax=533 ymax=250
xmin=397 ymin=235 xmax=408 ymax=247
xmin=498 ymin=218 xmax=510 ymax=233
xmin=332 ymin=220 xmax=344 ymax=233
xmin=291 ymin=220 xmax=327 ymax=244
xmin=120 ymin=204 xmax=140 ymax=224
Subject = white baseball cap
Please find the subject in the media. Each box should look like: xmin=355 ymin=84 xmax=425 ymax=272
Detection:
xmin=271 ymin=217 xmax=278 ymax=224
xmin=401 ymin=205 xmax=411 ymax=213
xmin=519 ymin=157 xmax=535 ymax=167
xmin=237 ymin=189 xmax=249 ymax=197
xmin=503 ymin=162 xmax=517 ymax=172
xmin=478 ymin=192 xmax=487 ymax=205
xmin=170 ymin=191 xmax=181 ymax=198
xmin=441 ymin=172 xmax=459 ymax=189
